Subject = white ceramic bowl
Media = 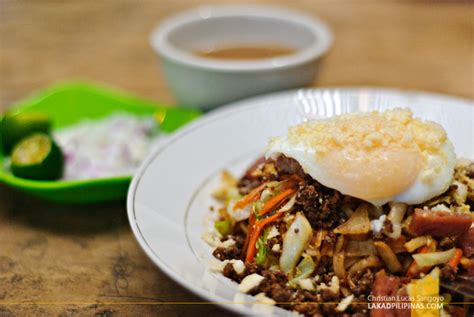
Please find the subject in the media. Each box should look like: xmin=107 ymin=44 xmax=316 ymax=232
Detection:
xmin=150 ymin=6 xmax=332 ymax=110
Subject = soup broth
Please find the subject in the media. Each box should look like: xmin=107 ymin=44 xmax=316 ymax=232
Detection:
xmin=194 ymin=45 xmax=296 ymax=60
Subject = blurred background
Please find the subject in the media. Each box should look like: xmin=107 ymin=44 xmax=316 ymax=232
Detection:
xmin=0 ymin=1 xmax=472 ymax=316
xmin=1 ymin=0 xmax=473 ymax=110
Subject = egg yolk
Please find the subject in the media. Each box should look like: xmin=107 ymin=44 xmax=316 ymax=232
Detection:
xmin=318 ymin=147 xmax=421 ymax=200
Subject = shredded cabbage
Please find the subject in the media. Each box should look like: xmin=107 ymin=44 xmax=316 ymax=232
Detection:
xmin=280 ymin=213 xmax=313 ymax=275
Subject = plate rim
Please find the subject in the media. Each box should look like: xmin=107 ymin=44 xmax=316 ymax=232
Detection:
xmin=127 ymin=87 xmax=473 ymax=314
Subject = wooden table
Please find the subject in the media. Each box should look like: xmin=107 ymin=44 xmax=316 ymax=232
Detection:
xmin=0 ymin=1 xmax=472 ymax=316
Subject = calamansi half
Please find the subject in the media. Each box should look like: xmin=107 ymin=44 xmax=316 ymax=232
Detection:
xmin=11 ymin=133 xmax=64 ymax=180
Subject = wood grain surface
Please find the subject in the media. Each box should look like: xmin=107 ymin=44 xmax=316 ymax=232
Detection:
xmin=0 ymin=0 xmax=472 ymax=316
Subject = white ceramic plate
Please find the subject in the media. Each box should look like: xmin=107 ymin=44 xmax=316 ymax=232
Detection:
xmin=127 ymin=88 xmax=473 ymax=316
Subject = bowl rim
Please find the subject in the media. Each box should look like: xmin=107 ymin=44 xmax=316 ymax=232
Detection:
xmin=150 ymin=5 xmax=333 ymax=72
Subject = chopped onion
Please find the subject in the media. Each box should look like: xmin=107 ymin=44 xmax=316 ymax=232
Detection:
xmin=255 ymin=292 xmax=276 ymax=305
xmin=374 ymin=241 xmax=402 ymax=273
xmin=385 ymin=202 xmax=407 ymax=239
xmin=345 ymin=239 xmax=377 ymax=257
xmin=412 ymin=248 xmax=456 ymax=267
xmin=238 ymin=273 xmax=264 ymax=293
xmin=260 ymin=187 xmax=274 ymax=202
xmin=298 ymin=278 xmax=315 ymax=291
xmin=334 ymin=204 xmax=370 ymax=235
xmin=453 ymin=181 xmax=468 ymax=204
xmin=387 ymin=236 xmax=408 ymax=254
xmin=333 ymin=235 xmax=346 ymax=280
xmin=227 ymin=200 xmax=251 ymax=221
xmin=388 ymin=202 xmax=407 ymax=223
xmin=404 ymin=236 xmax=428 ymax=253
xmin=344 ymin=257 xmax=361 ymax=270
xmin=266 ymin=226 xmax=280 ymax=240
xmin=348 ymin=255 xmax=382 ymax=275
xmin=334 ymin=253 xmax=346 ymax=280
xmin=336 ymin=294 xmax=354 ymax=312
xmin=55 ymin=113 xmax=159 ymax=180
xmin=280 ymin=213 xmax=313 ymax=275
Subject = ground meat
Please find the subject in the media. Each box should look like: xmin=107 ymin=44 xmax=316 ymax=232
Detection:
xmin=232 ymin=223 xmax=247 ymax=238
xmin=439 ymin=237 xmax=455 ymax=250
xmin=212 ymin=245 xmax=240 ymax=260
xmin=347 ymin=296 xmax=369 ymax=316
xmin=261 ymin=268 xmax=288 ymax=285
xmin=292 ymin=290 xmax=321 ymax=316
xmin=222 ymin=262 xmax=243 ymax=282
xmin=267 ymin=235 xmax=283 ymax=255
xmin=314 ymin=288 xmax=340 ymax=316
xmin=457 ymin=226 xmax=474 ymax=257
xmin=225 ymin=252 xmax=373 ymax=317
xmin=237 ymin=177 xmax=262 ymax=195
xmin=371 ymin=229 xmax=384 ymax=241
xmin=237 ymin=157 xmax=278 ymax=194
xmin=315 ymin=256 xmax=334 ymax=276
xmin=444 ymin=305 xmax=468 ymax=317
xmin=320 ymin=302 xmax=338 ymax=316
xmin=234 ymin=235 xmax=245 ymax=248
xmin=244 ymin=262 xmax=263 ymax=276
xmin=350 ymin=270 xmax=375 ymax=297
xmin=464 ymin=162 xmax=474 ymax=178
xmin=296 ymin=181 xmax=347 ymax=229
xmin=243 ymin=156 xmax=267 ymax=177
xmin=293 ymin=303 xmax=323 ymax=317
xmin=255 ymin=269 xmax=293 ymax=304
xmin=324 ymin=231 xmax=337 ymax=245
xmin=274 ymin=155 xmax=307 ymax=178
xmin=383 ymin=219 xmax=394 ymax=234
xmin=265 ymin=283 xmax=293 ymax=302
xmin=440 ymin=264 xmax=456 ymax=281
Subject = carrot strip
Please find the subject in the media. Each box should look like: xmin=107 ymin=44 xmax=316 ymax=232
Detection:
xmin=447 ymin=248 xmax=463 ymax=270
xmin=241 ymin=213 xmax=256 ymax=257
xmin=407 ymin=239 xmax=437 ymax=277
xmin=233 ymin=182 xmax=267 ymax=211
xmin=245 ymin=212 xmax=285 ymax=264
xmin=259 ymin=188 xmax=296 ymax=216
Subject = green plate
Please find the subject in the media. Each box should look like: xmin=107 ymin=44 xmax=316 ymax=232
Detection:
xmin=0 ymin=82 xmax=200 ymax=203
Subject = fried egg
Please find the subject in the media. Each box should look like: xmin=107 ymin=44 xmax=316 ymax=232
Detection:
xmin=266 ymin=108 xmax=456 ymax=206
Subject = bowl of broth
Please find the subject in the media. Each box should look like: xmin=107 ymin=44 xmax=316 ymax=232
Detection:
xmin=151 ymin=6 xmax=332 ymax=110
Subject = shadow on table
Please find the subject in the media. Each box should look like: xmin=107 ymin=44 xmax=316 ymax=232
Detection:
xmin=0 ymin=184 xmax=127 ymax=235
